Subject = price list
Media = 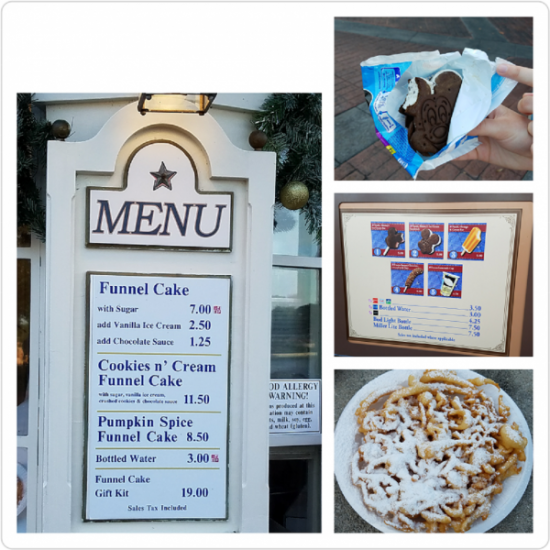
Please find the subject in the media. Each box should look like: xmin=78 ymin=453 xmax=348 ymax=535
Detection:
xmin=85 ymin=273 xmax=231 ymax=521
xmin=370 ymin=297 xmax=483 ymax=344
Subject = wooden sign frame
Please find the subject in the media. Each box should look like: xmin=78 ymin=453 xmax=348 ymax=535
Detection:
xmin=336 ymin=196 xmax=533 ymax=357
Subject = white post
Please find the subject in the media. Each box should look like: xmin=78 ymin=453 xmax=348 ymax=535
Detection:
xmin=42 ymin=103 xmax=275 ymax=532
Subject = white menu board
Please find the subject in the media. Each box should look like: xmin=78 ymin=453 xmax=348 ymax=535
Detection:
xmin=85 ymin=273 xmax=231 ymax=520
xmin=341 ymin=211 xmax=519 ymax=354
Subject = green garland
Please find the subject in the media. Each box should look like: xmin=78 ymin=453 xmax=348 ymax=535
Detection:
xmin=252 ymin=94 xmax=322 ymax=244
xmin=17 ymin=93 xmax=51 ymax=242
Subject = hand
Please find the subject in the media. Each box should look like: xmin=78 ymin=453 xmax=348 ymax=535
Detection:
xmin=502 ymin=63 xmax=533 ymax=148
xmin=458 ymin=63 xmax=533 ymax=171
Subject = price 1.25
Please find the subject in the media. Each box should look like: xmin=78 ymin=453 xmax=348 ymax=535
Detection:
xmin=190 ymin=336 xmax=211 ymax=347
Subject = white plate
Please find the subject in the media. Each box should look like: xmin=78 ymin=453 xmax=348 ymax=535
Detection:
xmin=17 ymin=463 xmax=27 ymax=516
xmin=335 ymin=369 xmax=533 ymax=533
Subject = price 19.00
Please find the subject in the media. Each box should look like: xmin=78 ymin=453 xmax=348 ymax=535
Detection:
xmin=182 ymin=487 xmax=209 ymax=498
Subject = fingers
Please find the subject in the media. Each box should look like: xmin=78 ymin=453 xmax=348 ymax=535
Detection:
xmin=527 ymin=120 xmax=533 ymax=138
xmin=497 ymin=63 xmax=533 ymax=87
xmin=467 ymin=106 xmax=507 ymax=137
xmin=518 ymin=93 xmax=533 ymax=116
xmin=468 ymin=117 xmax=506 ymax=140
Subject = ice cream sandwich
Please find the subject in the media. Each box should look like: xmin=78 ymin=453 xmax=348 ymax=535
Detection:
xmin=399 ymin=70 xmax=463 ymax=156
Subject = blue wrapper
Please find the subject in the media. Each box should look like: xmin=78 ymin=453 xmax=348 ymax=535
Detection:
xmin=361 ymin=49 xmax=518 ymax=178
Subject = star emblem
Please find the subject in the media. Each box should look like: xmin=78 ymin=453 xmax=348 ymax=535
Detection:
xmin=150 ymin=162 xmax=177 ymax=190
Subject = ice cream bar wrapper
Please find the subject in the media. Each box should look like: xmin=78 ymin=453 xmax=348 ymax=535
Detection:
xmin=361 ymin=48 xmax=519 ymax=179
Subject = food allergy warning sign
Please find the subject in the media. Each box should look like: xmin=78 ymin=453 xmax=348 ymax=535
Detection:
xmin=269 ymin=380 xmax=321 ymax=435
xmin=85 ymin=273 xmax=231 ymax=521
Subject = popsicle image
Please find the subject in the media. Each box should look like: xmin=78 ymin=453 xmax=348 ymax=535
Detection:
xmin=460 ymin=227 xmax=482 ymax=256
xmin=383 ymin=226 xmax=404 ymax=256
xmin=404 ymin=267 xmax=423 ymax=293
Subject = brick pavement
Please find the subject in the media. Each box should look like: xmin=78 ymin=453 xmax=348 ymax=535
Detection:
xmin=334 ymin=17 xmax=533 ymax=181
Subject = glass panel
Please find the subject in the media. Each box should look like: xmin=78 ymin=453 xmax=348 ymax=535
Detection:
xmin=273 ymin=207 xmax=320 ymax=257
xmin=17 ymin=447 xmax=28 ymax=532
xmin=271 ymin=267 xmax=320 ymax=379
xmin=17 ymin=260 xmax=31 ymax=435
xmin=269 ymin=454 xmax=321 ymax=533
xmin=269 ymin=458 xmax=309 ymax=532
xmin=17 ymin=226 xmax=31 ymax=247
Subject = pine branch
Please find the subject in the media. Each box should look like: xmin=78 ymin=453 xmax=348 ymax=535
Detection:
xmin=252 ymin=94 xmax=322 ymax=244
xmin=17 ymin=93 xmax=51 ymax=242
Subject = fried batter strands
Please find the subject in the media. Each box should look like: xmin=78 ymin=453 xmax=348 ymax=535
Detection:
xmin=350 ymin=370 xmax=528 ymax=533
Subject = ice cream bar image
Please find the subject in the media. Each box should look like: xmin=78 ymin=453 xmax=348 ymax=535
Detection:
xmin=440 ymin=272 xmax=460 ymax=296
xmin=461 ymin=227 xmax=482 ymax=256
xmin=418 ymin=228 xmax=441 ymax=255
xmin=384 ymin=227 xmax=404 ymax=256
xmin=404 ymin=267 xmax=423 ymax=293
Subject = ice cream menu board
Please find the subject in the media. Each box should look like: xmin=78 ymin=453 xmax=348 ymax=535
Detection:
xmin=85 ymin=273 xmax=231 ymax=520
xmin=340 ymin=210 xmax=520 ymax=354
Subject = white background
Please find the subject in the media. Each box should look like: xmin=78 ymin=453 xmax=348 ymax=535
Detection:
xmin=2 ymin=1 xmax=548 ymax=549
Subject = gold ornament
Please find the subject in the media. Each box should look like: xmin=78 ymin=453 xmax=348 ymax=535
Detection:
xmin=280 ymin=181 xmax=309 ymax=210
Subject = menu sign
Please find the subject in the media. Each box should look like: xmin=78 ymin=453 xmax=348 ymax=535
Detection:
xmin=85 ymin=273 xmax=231 ymax=520
xmin=341 ymin=210 xmax=519 ymax=354
xmin=87 ymin=142 xmax=232 ymax=250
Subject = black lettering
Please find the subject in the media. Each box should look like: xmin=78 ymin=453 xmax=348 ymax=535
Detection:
xmin=160 ymin=203 xmax=192 ymax=236
xmin=195 ymin=204 xmax=226 ymax=238
xmin=92 ymin=200 xmax=133 ymax=234
xmin=132 ymin=202 xmax=163 ymax=235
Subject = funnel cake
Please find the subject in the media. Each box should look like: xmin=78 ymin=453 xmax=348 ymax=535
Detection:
xmin=351 ymin=370 xmax=527 ymax=533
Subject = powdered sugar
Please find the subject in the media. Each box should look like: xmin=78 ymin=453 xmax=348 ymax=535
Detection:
xmin=337 ymin=370 xmax=532 ymax=533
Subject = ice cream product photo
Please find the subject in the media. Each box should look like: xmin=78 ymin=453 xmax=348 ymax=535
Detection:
xmin=448 ymin=223 xmax=487 ymax=260
xmin=428 ymin=263 xmax=464 ymax=299
xmin=370 ymin=222 xmax=405 ymax=257
xmin=360 ymin=48 xmax=519 ymax=178
xmin=390 ymin=262 xmax=424 ymax=295
xmin=409 ymin=222 xmax=444 ymax=258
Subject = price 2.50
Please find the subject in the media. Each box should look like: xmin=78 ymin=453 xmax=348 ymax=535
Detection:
xmin=189 ymin=320 xmax=211 ymax=331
